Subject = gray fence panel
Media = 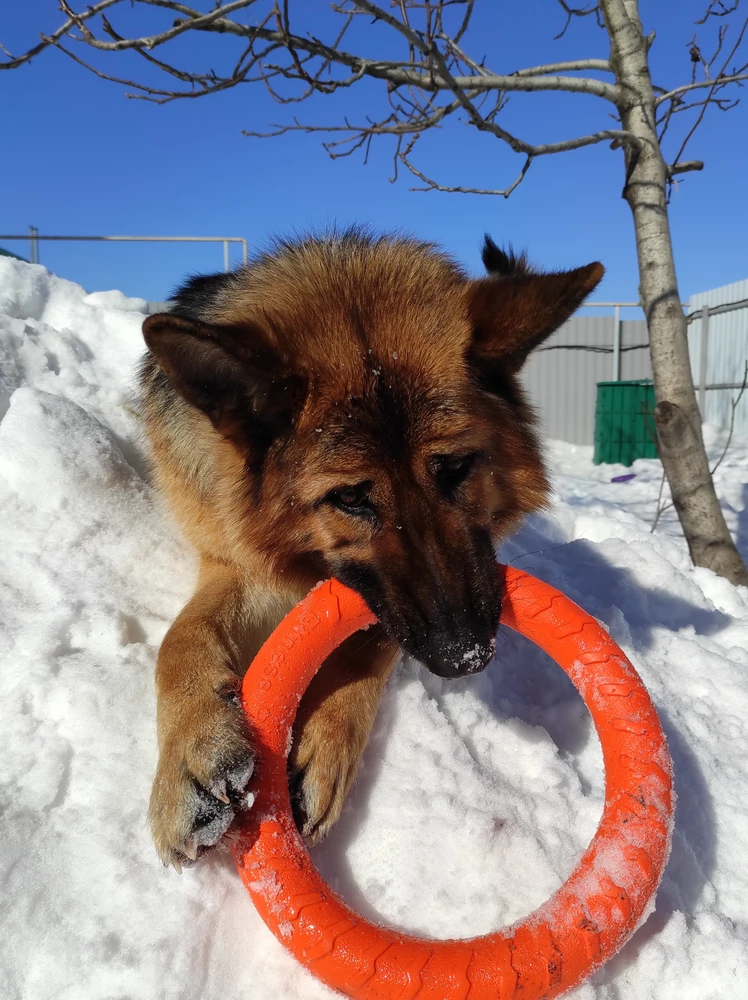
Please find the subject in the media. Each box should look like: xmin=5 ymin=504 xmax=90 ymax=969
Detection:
xmin=522 ymin=315 xmax=649 ymax=447
xmin=689 ymin=278 xmax=748 ymax=439
xmin=620 ymin=319 xmax=652 ymax=382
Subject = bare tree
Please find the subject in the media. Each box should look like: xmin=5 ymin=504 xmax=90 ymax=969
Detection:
xmin=4 ymin=0 xmax=748 ymax=584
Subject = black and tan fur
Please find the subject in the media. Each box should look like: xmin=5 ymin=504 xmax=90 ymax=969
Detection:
xmin=139 ymin=229 xmax=603 ymax=869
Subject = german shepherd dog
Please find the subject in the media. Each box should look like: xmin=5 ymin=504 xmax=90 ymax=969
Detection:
xmin=140 ymin=230 xmax=603 ymax=870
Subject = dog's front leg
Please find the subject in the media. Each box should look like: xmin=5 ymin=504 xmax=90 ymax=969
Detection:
xmin=149 ymin=557 xmax=293 ymax=870
xmin=289 ymin=626 xmax=399 ymax=843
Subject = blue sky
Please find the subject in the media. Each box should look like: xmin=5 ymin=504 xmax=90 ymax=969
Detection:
xmin=1 ymin=1 xmax=746 ymax=305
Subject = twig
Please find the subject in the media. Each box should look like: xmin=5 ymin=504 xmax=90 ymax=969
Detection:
xmin=711 ymin=360 xmax=748 ymax=475
xmin=668 ymin=159 xmax=704 ymax=175
xmin=667 ymin=14 xmax=748 ymax=173
xmin=656 ymin=67 xmax=748 ymax=105
xmin=650 ymin=469 xmax=669 ymax=533
xmin=697 ymin=1 xmax=740 ymax=25
xmin=554 ymin=1 xmax=602 ymax=40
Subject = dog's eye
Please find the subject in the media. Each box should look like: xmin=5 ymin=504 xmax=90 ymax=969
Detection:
xmin=326 ymin=482 xmax=374 ymax=516
xmin=433 ymin=453 xmax=478 ymax=497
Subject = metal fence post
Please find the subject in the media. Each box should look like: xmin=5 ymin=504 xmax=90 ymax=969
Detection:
xmin=612 ymin=304 xmax=621 ymax=381
xmin=29 ymin=226 xmax=39 ymax=264
xmin=698 ymin=304 xmax=710 ymax=418
xmin=223 ymin=240 xmax=230 ymax=272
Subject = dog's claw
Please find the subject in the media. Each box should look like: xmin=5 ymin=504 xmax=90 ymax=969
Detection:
xmin=211 ymin=778 xmax=230 ymax=805
xmin=150 ymin=720 xmax=256 ymax=870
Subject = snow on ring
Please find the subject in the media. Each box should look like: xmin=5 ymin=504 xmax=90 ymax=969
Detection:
xmin=231 ymin=565 xmax=674 ymax=1000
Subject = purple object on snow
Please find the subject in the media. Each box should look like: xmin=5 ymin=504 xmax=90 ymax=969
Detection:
xmin=611 ymin=473 xmax=636 ymax=483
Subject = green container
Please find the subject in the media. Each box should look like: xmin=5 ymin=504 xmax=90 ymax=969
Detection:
xmin=593 ymin=380 xmax=658 ymax=466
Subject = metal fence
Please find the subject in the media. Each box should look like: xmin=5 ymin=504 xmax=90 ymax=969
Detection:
xmin=522 ymin=285 xmax=748 ymax=448
xmin=0 ymin=229 xmax=249 ymax=272
xmin=688 ymin=278 xmax=748 ymax=440
xmin=522 ymin=306 xmax=651 ymax=447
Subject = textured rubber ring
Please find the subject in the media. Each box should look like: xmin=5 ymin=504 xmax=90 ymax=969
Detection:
xmin=232 ymin=565 xmax=674 ymax=999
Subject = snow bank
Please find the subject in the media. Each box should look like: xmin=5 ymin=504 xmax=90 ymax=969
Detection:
xmin=1 ymin=259 xmax=746 ymax=999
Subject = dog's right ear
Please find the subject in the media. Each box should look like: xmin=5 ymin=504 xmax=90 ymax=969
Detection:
xmin=142 ymin=313 xmax=306 ymax=442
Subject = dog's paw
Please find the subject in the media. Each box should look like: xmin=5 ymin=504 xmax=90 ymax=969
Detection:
xmin=149 ymin=696 xmax=255 ymax=872
xmin=289 ymin=716 xmax=366 ymax=844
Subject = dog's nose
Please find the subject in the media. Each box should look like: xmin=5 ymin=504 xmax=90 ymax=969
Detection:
xmin=414 ymin=630 xmax=496 ymax=678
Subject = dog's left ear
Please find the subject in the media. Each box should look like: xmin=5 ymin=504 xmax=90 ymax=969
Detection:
xmin=467 ymin=261 xmax=604 ymax=376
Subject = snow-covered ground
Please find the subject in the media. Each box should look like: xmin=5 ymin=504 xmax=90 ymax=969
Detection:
xmin=1 ymin=258 xmax=747 ymax=1000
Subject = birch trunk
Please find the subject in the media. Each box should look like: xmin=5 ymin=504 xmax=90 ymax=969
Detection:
xmin=600 ymin=0 xmax=747 ymax=585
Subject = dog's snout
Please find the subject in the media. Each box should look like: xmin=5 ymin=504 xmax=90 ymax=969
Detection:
xmin=394 ymin=557 xmax=502 ymax=678
xmin=417 ymin=631 xmax=497 ymax=678
xmin=335 ymin=531 xmax=502 ymax=680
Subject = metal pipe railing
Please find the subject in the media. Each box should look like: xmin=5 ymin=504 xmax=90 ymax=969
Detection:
xmin=0 ymin=230 xmax=249 ymax=271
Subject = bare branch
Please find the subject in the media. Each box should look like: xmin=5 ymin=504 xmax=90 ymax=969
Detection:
xmin=243 ymin=99 xmax=463 ymax=143
xmin=656 ymin=68 xmax=748 ymax=104
xmin=667 ymin=14 xmax=748 ymax=174
xmin=512 ymin=58 xmax=612 ymax=76
xmin=452 ymin=1 xmax=475 ymax=44
xmin=402 ymin=143 xmax=534 ymax=196
xmin=0 ymin=0 xmax=121 ymax=70
xmin=554 ymin=1 xmax=602 ymax=40
xmin=245 ymin=108 xmax=639 ymax=166
xmin=650 ymin=466 xmax=668 ymax=533
xmin=349 ymin=0 xmax=430 ymax=53
xmin=668 ymin=159 xmax=705 ymax=174
xmin=438 ymin=30 xmax=489 ymax=77
xmin=50 ymin=0 xmax=257 ymax=52
xmin=711 ymin=361 xmax=748 ymax=476
xmin=1 ymin=1 xmax=622 ymax=102
xmin=697 ymin=1 xmax=740 ymax=25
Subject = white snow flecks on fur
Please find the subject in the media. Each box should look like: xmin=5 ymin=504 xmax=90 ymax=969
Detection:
xmin=1 ymin=259 xmax=748 ymax=999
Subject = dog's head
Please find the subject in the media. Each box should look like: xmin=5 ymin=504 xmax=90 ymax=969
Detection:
xmin=143 ymin=232 xmax=602 ymax=677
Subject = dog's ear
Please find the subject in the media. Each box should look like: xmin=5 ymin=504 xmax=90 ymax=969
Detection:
xmin=142 ymin=313 xmax=306 ymax=443
xmin=467 ymin=259 xmax=604 ymax=380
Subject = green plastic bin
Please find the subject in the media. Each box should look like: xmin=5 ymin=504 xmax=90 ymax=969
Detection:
xmin=593 ymin=380 xmax=658 ymax=466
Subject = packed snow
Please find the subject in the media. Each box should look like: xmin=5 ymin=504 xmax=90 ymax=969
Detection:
xmin=1 ymin=257 xmax=747 ymax=999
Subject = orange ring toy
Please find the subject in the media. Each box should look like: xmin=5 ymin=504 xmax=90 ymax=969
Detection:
xmin=231 ymin=566 xmax=674 ymax=999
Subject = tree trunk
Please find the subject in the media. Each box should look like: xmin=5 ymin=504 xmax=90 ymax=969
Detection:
xmin=600 ymin=0 xmax=748 ymax=586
